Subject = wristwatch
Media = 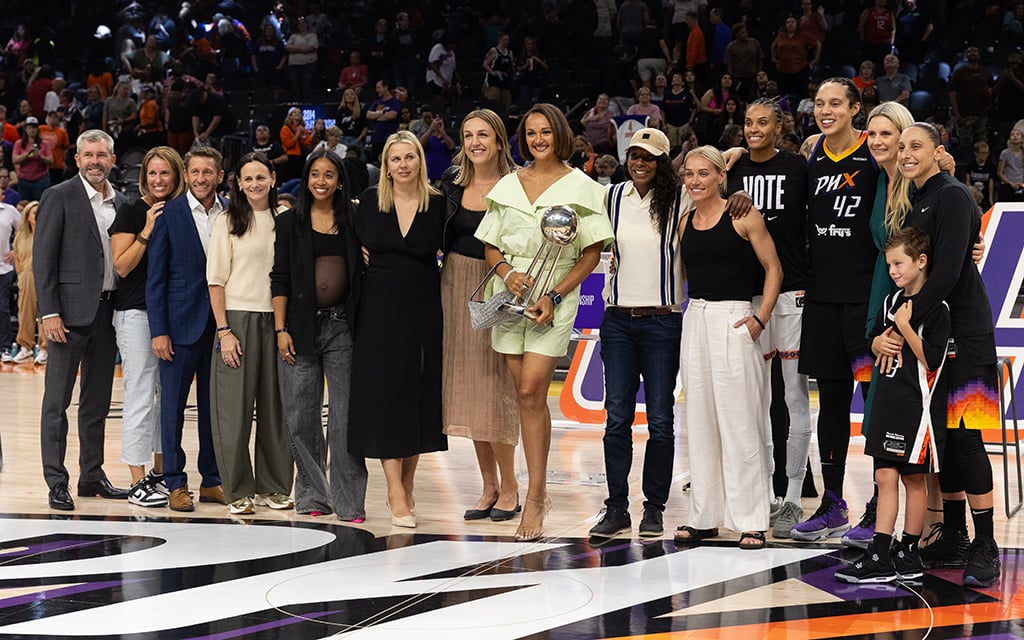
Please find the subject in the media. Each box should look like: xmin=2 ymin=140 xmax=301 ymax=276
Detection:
xmin=545 ymin=290 xmax=562 ymax=305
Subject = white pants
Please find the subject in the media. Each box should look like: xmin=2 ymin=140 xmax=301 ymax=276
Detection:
xmin=755 ymin=291 xmax=812 ymax=504
xmin=682 ymin=299 xmax=770 ymax=532
xmin=113 ymin=309 xmax=161 ymax=465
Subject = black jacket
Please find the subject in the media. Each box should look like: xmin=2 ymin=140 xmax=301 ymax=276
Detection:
xmin=270 ymin=207 xmax=363 ymax=355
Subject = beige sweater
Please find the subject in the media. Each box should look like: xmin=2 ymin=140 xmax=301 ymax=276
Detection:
xmin=206 ymin=209 xmax=275 ymax=312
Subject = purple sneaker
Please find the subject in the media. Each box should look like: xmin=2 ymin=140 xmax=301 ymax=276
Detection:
xmin=841 ymin=496 xmax=877 ymax=549
xmin=790 ymin=489 xmax=850 ymax=541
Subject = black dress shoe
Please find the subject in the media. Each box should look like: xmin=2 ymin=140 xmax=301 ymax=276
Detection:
xmin=464 ymin=498 xmax=498 ymax=520
xmin=49 ymin=484 xmax=75 ymax=511
xmin=78 ymin=478 xmax=130 ymax=499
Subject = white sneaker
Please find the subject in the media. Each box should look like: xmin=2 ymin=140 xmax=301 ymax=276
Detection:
xmin=254 ymin=492 xmax=295 ymax=510
xmin=33 ymin=348 xmax=47 ymax=365
xmin=229 ymin=496 xmax=255 ymax=515
xmin=12 ymin=348 xmax=33 ymax=364
xmin=1 ymin=347 xmax=12 ymax=363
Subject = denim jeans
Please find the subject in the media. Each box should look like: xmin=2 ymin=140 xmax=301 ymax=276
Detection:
xmin=17 ymin=174 xmax=50 ymax=202
xmin=277 ymin=307 xmax=367 ymax=518
xmin=599 ymin=309 xmax=682 ymax=512
xmin=113 ymin=309 xmax=161 ymax=465
xmin=0 ymin=270 xmax=13 ymax=348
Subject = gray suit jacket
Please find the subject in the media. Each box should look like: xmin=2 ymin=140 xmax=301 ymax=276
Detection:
xmin=33 ymin=175 xmax=125 ymax=327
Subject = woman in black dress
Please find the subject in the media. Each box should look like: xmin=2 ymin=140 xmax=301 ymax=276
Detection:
xmin=350 ymin=131 xmax=446 ymax=528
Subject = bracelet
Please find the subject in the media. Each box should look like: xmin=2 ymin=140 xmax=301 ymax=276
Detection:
xmin=137 ymin=234 xmax=150 ymax=245
xmin=502 ymin=268 xmax=515 ymax=283
xmin=216 ymin=325 xmax=231 ymax=334
xmin=752 ymin=315 xmax=766 ymax=330
xmin=275 ymin=326 xmax=289 ymax=334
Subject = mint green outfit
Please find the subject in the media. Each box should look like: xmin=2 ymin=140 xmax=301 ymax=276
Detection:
xmin=475 ymin=169 xmax=614 ymax=357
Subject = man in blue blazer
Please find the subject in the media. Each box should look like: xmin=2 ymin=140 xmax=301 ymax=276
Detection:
xmin=146 ymin=146 xmax=225 ymax=511
xmin=34 ymin=130 xmax=129 ymax=510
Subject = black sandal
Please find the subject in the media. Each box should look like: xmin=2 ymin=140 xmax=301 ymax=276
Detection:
xmin=738 ymin=531 xmax=766 ymax=550
xmin=673 ymin=525 xmax=719 ymax=544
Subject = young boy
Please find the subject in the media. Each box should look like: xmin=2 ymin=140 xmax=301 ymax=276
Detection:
xmin=835 ymin=227 xmax=951 ymax=583
xmin=963 ymin=141 xmax=996 ymax=211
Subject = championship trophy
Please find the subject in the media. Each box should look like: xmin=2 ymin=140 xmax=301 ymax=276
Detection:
xmin=501 ymin=205 xmax=579 ymax=319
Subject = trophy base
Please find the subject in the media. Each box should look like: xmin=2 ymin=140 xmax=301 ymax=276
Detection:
xmin=500 ymin=303 xmax=537 ymax=320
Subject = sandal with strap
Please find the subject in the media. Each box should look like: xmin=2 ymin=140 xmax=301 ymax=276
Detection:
xmin=515 ymin=495 xmax=552 ymax=542
xmin=738 ymin=531 xmax=767 ymax=550
xmin=673 ymin=526 xmax=719 ymax=544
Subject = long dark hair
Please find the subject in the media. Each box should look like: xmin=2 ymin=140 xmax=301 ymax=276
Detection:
xmin=226 ymin=152 xmax=278 ymax=236
xmin=294 ymin=148 xmax=352 ymax=233
xmin=650 ymin=155 xmax=680 ymax=234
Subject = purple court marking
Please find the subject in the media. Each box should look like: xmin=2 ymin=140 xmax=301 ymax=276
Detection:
xmin=0 ymin=539 xmax=105 ymax=558
xmin=800 ymin=564 xmax=916 ymax=600
xmin=184 ymin=611 xmax=341 ymax=640
xmin=0 ymin=579 xmax=146 ymax=607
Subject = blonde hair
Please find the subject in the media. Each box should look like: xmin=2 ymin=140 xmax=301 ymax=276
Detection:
xmin=139 ymin=146 xmax=187 ymax=202
xmin=12 ymin=200 xmax=38 ymax=260
xmin=682 ymin=145 xmax=728 ymax=196
xmin=376 ymin=131 xmax=438 ymax=212
xmin=867 ymin=102 xmax=914 ymax=234
xmin=341 ymin=88 xmax=361 ymax=119
xmin=452 ymin=109 xmax=516 ymax=187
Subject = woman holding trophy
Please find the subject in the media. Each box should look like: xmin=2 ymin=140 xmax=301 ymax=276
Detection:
xmin=476 ymin=103 xmax=614 ymax=541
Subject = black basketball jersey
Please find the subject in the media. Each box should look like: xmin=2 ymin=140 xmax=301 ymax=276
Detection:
xmin=727 ymin=150 xmax=809 ymax=293
xmin=805 ymin=132 xmax=879 ymax=303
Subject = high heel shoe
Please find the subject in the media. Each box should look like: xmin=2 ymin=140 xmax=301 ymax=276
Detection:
xmin=514 ymin=495 xmax=551 ymax=541
xmin=386 ymin=499 xmax=416 ymax=528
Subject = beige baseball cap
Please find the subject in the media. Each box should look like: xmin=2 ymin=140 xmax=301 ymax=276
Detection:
xmin=626 ymin=128 xmax=670 ymax=157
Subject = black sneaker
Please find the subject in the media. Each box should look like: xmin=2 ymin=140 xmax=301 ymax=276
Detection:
xmin=893 ymin=538 xmax=923 ymax=580
xmin=920 ymin=522 xmax=971 ymax=568
xmin=963 ymin=538 xmax=1001 ymax=588
xmin=639 ymin=507 xmax=664 ymax=537
xmin=835 ymin=541 xmax=897 ymax=583
xmin=589 ymin=508 xmax=631 ymax=538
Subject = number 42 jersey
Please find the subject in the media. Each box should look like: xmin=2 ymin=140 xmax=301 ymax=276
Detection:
xmin=806 ymin=131 xmax=879 ymax=304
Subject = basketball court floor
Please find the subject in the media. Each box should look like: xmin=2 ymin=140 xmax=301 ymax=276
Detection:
xmin=2 ymin=363 xmax=1024 ymax=639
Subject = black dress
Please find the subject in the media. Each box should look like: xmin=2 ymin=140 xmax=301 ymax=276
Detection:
xmin=349 ymin=187 xmax=447 ymax=459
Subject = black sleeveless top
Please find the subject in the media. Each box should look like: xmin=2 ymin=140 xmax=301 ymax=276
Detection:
xmin=805 ymin=132 xmax=879 ymax=303
xmin=680 ymin=208 xmax=757 ymax=301
xmin=449 ymin=205 xmax=486 ymax=259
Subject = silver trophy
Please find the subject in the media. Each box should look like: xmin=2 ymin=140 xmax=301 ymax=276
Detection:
xmin=501 ymin=205 xmax=579 ymax=319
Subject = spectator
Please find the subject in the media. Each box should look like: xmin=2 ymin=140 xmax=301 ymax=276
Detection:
xmin=249 ymin=123 xmax=288 ymax=169
xmin=799 ymin=0 xmax=828 ymax=45
xmin=27 ymin=65 xmax=54 ymax=118
xmin=725 ymin=22 xmax=764 ymax=100
xmin=997 ymin=128 xmax=1024 ymax=202
xmin=82 ymin=86 xmax=105 ymax=134
xmin=11 ymin=200 xmax=42 ymax=363
xmin=367 ymin=19 xmax=392 ymax=86
xmin=581 ymin=93 xmax=616 ymax=154
xmin=134 ymin=85 xmax=165 ymax=150
xmin=0 ymin=105 xmax=17 ymax=144
xmin=593 ymin=153 xmax=621 ymax=184
xmin=335 ymin=88 xmax=366 ymax=148
xmin=594 ymin=0 xmax=618 ymax=49
xmin=102 ymin=82 xmax=137 ymax=152
xmin=628 ymin=87 xmax=665 ymax=129
xmin=708 ymin=9 xmax=732 ymax=75
xmin=191 ymin=86 xmax=236 ymax=148
xmin=164 ymin=81 xmax=194 ymax=155
xmin=389 ymin=12 xmax=420 ymax=94
xmin=853 ymin=60 xmax=876 ymax=92
xmin=60 ymin=90 xmax=84 ymax=140
xmin=651 ymin=74 xmax=668 ymax=108
xmin=280 ymin=107 xmax=311 ymax=182
xmin=4 ymin=24 xmax=30 ymax=74
xmin=418 ymin=113 xmax=455 ymax=182
xmin=853 ymin=85 xmax=880 ymax=129
xmin=858 ymin=0 xmax=896 ymax=66
xmin=13 ymin=117 xmax=53 ymax=201
xmin=516 ymin=36 xmax=549 ymax=104
xmin=43 ymin=77 xmax=64 ymax=116
xmin=994 ymin=53 xmax=1024 ymax=141
xmin=697 ymin=73 xmax=733 ymax=142
xmin=425 ymin=32 xmax=458 ymax=98
xmin=129 ymin=35 xmax=170 ymax=84
xmin=251 ymin=22 xmax=287 ymax=91
xmin=963 ymin=140 xmax=996 ymax=210
xmin=285 ymin=17 xmax=318 ymax=101
xmin=771 ymin=15 xmax=820 ymax=97
xmin=875 ymin=54 xmax=912 ymax=104
xmin=663 ymin=72 xmax=698 ymax=148
xmin=0 ymin=167 xmax=19 ymax=206
xmin=0 ymin=74 xmax=17 ymax=114
xmin=366 ymin=79 xmax=401 ymax=160
xmin=313 ymin=125 xmax=347 ymax=157
xmin=895 ymin=0 xmax=934 ymax=65
xmin=409 ymin=106 xmax=434 ymax=139
xmin=39 ymin=110 xmax=69 ymax=185
xmin=684 ymin=12 xmax=709 ymax=82
xmin=635 ymin=22 xmax=672 ymax=90
xmin=948 ymin=46 xmax=993 ymax=148
xmin=482 ymin=34 xmax=516 ymax=106
xmin=925 ymin=102 xmax=959 ymax=151
xmin=338 ymin=51 xmax=368 ymax=91
xmin=618 ymin=0 xmax=649 ymax=53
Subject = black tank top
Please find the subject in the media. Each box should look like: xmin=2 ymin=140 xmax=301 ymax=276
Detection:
xmin=680 ymin=208 xmax=756 ymax=301
xmin=805 ymin=132 xmax=879 ymax=303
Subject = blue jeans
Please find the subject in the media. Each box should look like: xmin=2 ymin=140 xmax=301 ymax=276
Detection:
xmin=18 ymin=174 xmax=50 ymax=202
xmin=277 ymin=307 xmax=367 ymax=518
xmin=599 ymin=309 xmax=682 ymax=512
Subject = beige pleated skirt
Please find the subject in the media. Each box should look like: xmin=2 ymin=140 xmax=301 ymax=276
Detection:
xmin=440 ymin=251 xmax=521 ymax=445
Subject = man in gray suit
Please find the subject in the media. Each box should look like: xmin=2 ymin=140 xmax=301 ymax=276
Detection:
xmin=34 ymin=129 xmax=129 ymax=510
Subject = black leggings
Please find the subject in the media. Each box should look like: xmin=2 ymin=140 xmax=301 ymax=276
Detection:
xmin=939 ymin=425 xmax=994 ymax=495
xmin=816 ymin=378 xmax=870 ymax=497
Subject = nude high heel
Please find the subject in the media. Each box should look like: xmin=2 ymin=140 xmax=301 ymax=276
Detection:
xmin=514 ymin=495 xmax=551 ymax=541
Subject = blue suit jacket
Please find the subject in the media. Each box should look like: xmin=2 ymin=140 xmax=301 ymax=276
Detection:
xmin=146 ymin=194 xmax=219 ymax=345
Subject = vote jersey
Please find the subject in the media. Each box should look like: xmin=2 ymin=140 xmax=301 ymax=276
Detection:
xmin=727 ymin=150 xmax=809 ymax=293
xmin=805 ymin=132 xmax=879 ymax=303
